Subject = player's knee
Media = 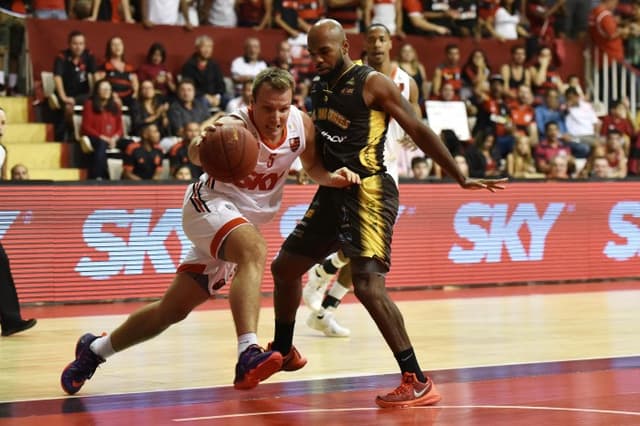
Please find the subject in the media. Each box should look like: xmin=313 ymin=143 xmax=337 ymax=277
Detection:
xmin=352 ymin=273 xmax=385 ymax=302
xmin=271 ymin=254 xmax=287 ymax=283
xmin=225 ymin=231 xmax=267 ymax=268
xmin=271 ymin=252 xmax=298 ymax=284
xmin=238 ymin=239 xmax=267 ymax=267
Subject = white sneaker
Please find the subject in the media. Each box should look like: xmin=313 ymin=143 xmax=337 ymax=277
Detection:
xmin=302 ymin=264 xmax=331 ymax=312
xmin=306 ymin=311 xmax=350 ymax=337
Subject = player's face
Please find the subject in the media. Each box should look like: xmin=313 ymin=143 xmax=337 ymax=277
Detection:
xmin=252 ymin=84 xmax=292 ymax=141
xmin=308 ymin=31 xmax=346 ymax=78
xmin=365 ymin=27 xmax=391 ymax=68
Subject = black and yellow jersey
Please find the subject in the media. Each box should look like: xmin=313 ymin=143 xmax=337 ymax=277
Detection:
xmin=310 ymin=64 xmax=389 ymax=178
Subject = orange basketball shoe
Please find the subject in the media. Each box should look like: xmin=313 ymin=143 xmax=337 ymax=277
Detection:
xmin=233 ymin=344 xmax=283 ymax=390
xmin=375 ymin=373 xmax=441 ymax=408
xmin=267 ymin=342 xmax=308 ymax=371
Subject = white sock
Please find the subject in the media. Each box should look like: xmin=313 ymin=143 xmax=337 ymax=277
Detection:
xmin=329 ymin=252 xmax=348 ymax=269
xmin=237 ymin=332 xmax=258 ymax=356
xmin=90 ymin=335 xmax=115 ymax=359
xmin=328 ymin=280 xmax=349 ymax=301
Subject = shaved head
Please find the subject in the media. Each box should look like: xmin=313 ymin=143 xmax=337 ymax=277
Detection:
xmin=309 ymin=19 xmax=346 ymax=44
xmin=308 ymin=19 xmax=351 ymax=81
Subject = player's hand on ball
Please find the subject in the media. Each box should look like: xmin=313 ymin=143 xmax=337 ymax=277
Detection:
xmin=330 ymin=167 xmax=361 ymax=187
xmin=461 ymin=177 xmax=508 ymax=192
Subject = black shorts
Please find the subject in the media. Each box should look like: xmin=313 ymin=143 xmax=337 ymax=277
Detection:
xmin=282 ymin=173 xmax=399 ymax=270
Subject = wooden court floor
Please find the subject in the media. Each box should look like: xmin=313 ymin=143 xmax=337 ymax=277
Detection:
xmin=1 ymin=282 xmax=640 ymax=425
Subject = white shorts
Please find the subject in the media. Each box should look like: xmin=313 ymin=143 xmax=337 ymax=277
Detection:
xmin=177 ymin=182 xmax=251 ymax=294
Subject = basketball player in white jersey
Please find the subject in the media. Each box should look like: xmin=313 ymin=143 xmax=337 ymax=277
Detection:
xmin=303 ymin=23 xmax=420 ymax=337
xmin=61 ymin=67 xmax=360 ymax=395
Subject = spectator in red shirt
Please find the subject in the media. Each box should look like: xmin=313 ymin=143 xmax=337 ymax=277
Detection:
xmin=137 ymin=43 xmax=176 ymax=102
xmin=80 ymin=79 xmax=124 ymax=180
xmin=600 ymin=100 xmax=635 ymax=153
xmin=32 ymin=0 xmax=68 ymax=19
xmin=432 ymin=44 xmax=463 ymax=97
xmin=589 ymin=0 xmax=626 ymax=63
xmin=402 ymin=0 xmax=451 ymax=35
xmin=237 ymin=0 xmax=272 ymax=29
xmin=508 ymin=84 xmax=538 ymax=144
xmin=534 ymin=121 xmax=572 ymax=174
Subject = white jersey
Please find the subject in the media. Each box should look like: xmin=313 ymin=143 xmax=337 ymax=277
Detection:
xmin=384 ymin=65 xmax=413 ymax=183
xmin=199 ymin=105 xmax=307 ymax=225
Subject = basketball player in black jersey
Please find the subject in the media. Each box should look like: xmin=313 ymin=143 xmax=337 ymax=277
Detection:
xmin=269 ymin=19 xmax=507 ymax=408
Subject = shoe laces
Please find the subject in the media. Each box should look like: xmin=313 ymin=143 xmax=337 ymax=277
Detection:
xmin=387 ymin=374 xmax=417 ymax=397
xmin=75 ymin=349 xmax=103 ymax=379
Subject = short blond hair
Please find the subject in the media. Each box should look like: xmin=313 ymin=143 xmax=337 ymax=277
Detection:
xmin=252 ymin=67 xmax=295 ymax=101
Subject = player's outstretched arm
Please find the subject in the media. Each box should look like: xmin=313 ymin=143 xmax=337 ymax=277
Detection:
xmin=299 ymin=114 xmax=361 ymax=187
xmin=364 ymin=72 xmax=507 ymax=192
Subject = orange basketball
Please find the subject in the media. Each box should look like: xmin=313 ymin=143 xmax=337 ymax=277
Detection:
xmin=199 ymin=126 xmax=260 ymax=183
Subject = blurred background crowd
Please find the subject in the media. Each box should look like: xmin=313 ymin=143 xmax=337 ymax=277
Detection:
xmin=0 ymin=0 xmax=638 ymax=182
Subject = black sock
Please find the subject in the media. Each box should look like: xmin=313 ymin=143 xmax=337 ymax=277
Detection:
xmin=322 ymin=258 xmax=339 ymax=274
xmin=321 ymin=295 xmax=341 ymax=311
xmin=272 ymin=320 xmax=295 ymax=355
xmin=394 ymin=347 xmax=426 ymax=382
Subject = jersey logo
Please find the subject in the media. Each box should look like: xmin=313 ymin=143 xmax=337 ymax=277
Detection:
xmin=234 ymin=170 xmax=287 ymax=191
xmin=289 ymin=137 xmax=300 ymax=152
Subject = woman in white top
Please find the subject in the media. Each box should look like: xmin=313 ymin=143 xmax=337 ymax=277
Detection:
xmin=490 ymin=0 xmax=529 ymax=41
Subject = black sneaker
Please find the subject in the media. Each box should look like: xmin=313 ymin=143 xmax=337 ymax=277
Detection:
xmin=1 ymin=318 xmax=37 ymax=336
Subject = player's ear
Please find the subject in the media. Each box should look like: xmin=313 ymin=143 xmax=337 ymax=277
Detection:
xmin=342 ymin=39 xmax=349 ymax=55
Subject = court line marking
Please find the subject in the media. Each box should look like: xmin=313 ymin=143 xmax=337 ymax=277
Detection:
xmin=172 ymin=405 xmax=640 ymax=422
xmin=4 ymin=352 xmax=640 ymax=404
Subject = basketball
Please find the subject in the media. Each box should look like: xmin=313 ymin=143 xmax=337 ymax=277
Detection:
xmin=199 ymin=125 xmax=260 ymax=183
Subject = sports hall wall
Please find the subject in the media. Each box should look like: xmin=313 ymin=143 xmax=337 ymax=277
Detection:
xmin=26 ymin=19 xmax=585 ymax=80
xmin=1 ymin=182 xmax=638 ymax=304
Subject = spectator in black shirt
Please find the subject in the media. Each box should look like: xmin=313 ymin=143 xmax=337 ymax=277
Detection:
xmin=168 ymin=121 xmax=203 ymax=178
xmin=53 ymin=30 xmax=97 ymax=141
xmin=122 ymin=123 xmax=165 ymax=180
xmin=180 ymin=35 xmax=227 ymax=110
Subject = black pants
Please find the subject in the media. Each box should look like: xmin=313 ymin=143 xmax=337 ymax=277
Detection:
xmin=0 ymin=241 xmax=23 ymax=331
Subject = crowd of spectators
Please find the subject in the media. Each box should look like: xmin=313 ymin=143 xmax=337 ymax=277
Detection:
xmin=2 ymin=0 xmax=640 ymax=181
